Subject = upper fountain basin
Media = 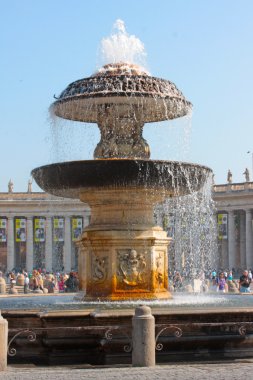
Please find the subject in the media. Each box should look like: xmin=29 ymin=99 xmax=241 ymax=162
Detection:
xmin=32 ymin=159 xmax=211 ymax=199
xmin=51 ymin=63 xmax=192 ymax=123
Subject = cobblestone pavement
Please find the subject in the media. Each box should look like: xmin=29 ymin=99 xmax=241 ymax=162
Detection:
xmin=1 ymin=362 xmax=253 ymax=380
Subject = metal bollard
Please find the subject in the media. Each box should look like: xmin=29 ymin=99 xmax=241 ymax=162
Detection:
xmin=132 ymin=305 xmax=156 ymax=367
xmin=0 ymin=311 xmax=8 ymax=371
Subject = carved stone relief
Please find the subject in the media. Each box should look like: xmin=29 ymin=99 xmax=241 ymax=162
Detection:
xmin=91 ymin=253 xmax=108 ymax=283
xmin=155 ymin=252 xmax=164 ymax=288
xmin=117 ymin=249 xmax=147 ymax=287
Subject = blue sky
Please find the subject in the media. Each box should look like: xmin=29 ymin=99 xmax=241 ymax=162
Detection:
xmin=1 ymin=0 xmax=253 ymax=191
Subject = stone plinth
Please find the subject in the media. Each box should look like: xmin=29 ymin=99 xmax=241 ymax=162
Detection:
xmin=78 ymin=187 xmax=171 ymax=300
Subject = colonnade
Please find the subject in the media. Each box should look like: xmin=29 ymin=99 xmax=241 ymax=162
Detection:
xmin=219 ymin=209 xmax=253 ymax=271
xmin=0 ymin=213 xmax=89 ymax=273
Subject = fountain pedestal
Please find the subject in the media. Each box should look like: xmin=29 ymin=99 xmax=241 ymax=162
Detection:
xmin=77 ymin=187 xmax=171 ymax=300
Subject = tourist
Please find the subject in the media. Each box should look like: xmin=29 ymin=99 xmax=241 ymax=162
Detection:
xmin=31 ymin=270 xmax=38 ymax=290
xmin=24 ymin=273 xmax=29 ymax=294
xmin=210 ymin=276 xmax=217 ymax=292
xmin=227 ymin=270 xmax=233 ymax=281
xmin=173 ymin=271 xmax=183 ymax=292
xmin=31 ymin=270 xmax=44 ymax=292
xmin=43 ymin=274 xmax=55 ymax=293
xmin=65 ymin=272 xmax=79 ymax=292
xmin=239 ymin=270 xmax=251 ymax=293
xmin=58 ymin=274 xmax=65 ymax=292
xmin=9 ymin=272 xmax=16 ymax=285
xmin=211 ymin=269 xmax=216 ymax=279
xmin=217 ymin=272 xmax=226 ymax=293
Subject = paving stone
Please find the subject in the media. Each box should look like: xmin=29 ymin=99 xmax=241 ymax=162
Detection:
xmin=0 ymin=362 xmax=253 ymax=380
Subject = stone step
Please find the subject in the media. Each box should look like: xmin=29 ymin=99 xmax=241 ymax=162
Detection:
xmin=5 ymin=284 xmax=24 ymax=294
xmin=3 ymin=284 xmax=59 ymax=294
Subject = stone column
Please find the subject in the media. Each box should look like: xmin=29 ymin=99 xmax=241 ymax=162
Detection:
xmin=26 ymin=217 xmax=34 ymax=272
xmin=228 ymin=210 xmax=236 ymax=269
xmin=240 ymin=211 xmax=246 ymax=269
xmin=45 ymin=216 xmax=53 ymax=272
xmin=83 ymin=214 xmax=90 ymax=228
xmin=7 ymin=216 xmax=15 ymax=272
xmin=245 ymin=210 xmax=253 ymax=269
xmin=63 ymin=216 xmax=71 ymax=272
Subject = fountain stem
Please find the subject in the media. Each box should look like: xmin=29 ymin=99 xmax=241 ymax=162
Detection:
xmin=94 ymin=103 xmax=150 ymax=159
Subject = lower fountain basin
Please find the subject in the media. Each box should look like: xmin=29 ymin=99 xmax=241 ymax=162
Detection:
xmin=1 ymin=293 xmax=253 ymax=311
xmin=32 ymin=159 xmax=211 ymax=199
xmin=3 ymin=294 xmax=253 ymax=365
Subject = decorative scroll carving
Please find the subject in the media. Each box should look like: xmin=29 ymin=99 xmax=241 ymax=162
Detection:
xmin=238 ymin=325 xmax=247 ymax=335
xmin=117 ymin=249 xmax=147 ymax=286
xmin=92 ymin=253 xmax=108 ymax=283
xmin=104 ymin=327 xmax=132 ymax=353
xmin=8 ymin=329 xmax=37 ymax=357
xmin=155 ymin=325 xmax=183 ymax=351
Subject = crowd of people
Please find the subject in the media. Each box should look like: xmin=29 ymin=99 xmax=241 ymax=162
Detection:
xmin=169 ymin=268 xmax=253 ymax=294
xmin=1 ymin=267 xmax=253 ymax=295
xmin=3 ymin=268 xmax=79 ymax=294
xmin=210 ymin=269 xmax=252 ymax=293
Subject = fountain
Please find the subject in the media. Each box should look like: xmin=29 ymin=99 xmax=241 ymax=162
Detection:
xmin=3 ymin=21 xmax=253 ymax=366
xmin=32 ymin=27 xmax=211 ymax=301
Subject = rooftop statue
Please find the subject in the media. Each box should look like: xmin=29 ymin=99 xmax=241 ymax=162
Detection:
xmin=27 ymin=179 xmax=33 ymax=193
xmin=227 ymin=170 xmax=232 ymax=184
xmin=243 ymin=168 xmax=250 ymax=182
xmin=8 ymin=179 xmax=13 ymax=193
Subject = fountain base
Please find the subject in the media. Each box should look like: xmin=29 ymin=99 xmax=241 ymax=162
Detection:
xmin=78 ymin=227 xmax=171 ymax=301
xmin=76 ymin=187 xmax=172 ymax=301
xmin=3 ymin=299 xmax=253 ymax=366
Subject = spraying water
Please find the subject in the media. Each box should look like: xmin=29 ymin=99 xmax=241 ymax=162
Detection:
xmin=99 ymin=19 xmax=148 ymax=70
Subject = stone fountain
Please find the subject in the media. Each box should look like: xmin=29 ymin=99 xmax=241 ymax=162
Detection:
xmin=32 ymin=61 xmax=211 ymax=301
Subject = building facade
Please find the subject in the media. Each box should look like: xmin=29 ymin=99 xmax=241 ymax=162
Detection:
xmin=213 ymin=181 xmax=253 ymax=272
xmin=0 ymin=191 xmax=90 ymax=273
xmin=1 ymin=179 xmax=252 ymax=275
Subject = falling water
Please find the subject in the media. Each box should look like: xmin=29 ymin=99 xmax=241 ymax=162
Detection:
xmin=155 ymin=172 xmax=218 ymax=281
xmin=49 ymin=113 xmax=99 ymax=163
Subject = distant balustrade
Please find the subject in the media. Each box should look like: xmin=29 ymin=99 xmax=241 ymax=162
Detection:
xmin=213 ymin=182 xmax=253 ymax=193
